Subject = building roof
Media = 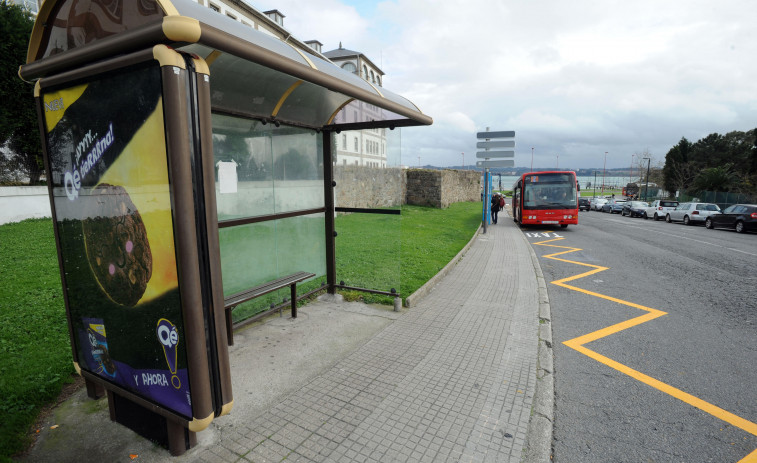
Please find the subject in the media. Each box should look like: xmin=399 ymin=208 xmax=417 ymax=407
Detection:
xmin=324 ymin=45 xmax=384 ymax=76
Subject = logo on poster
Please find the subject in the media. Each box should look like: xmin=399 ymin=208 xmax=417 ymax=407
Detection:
xmin=157 ymin=318 xmax=181 ymax=389
xmin=45 ymin=97 xmax=65 ymax=112
xmin=63 ymin=123 xmax=115 ymax=200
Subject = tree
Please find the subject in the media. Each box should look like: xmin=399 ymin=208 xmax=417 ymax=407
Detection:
xmin=0 ymin=1 xmax=42 ymax=184
xmin=662 ymin=137 xmax=692 ymax=194
xmin=691 ymin=164 xmax=735 ymax=192
xmin=274 ymin=149 xmax=314 ymax=180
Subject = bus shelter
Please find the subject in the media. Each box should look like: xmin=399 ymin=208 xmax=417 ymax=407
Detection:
xmin=20 ymin=0 xmax=432 ymax=455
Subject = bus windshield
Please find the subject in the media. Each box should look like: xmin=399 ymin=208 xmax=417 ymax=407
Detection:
xmin=523 ymin=173 xmax=577 ymax=210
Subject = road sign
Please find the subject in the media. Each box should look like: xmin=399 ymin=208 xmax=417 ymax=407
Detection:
xmin=476 ymin=130 xmax=515 ymax=139
xmin=477 ymin=160 xmax=515 ymax=168
xmin=477 ymin=140 xmax=515 ymax=149
xmin=476 ymin=150 xmax=514 ymax=158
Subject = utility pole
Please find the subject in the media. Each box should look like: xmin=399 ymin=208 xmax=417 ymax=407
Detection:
xmin=643 ymin=157 xmax=651 ymax=201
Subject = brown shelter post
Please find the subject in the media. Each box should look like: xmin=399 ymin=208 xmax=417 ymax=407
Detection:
xmin=323 ymin=130 xmax=337 ymax=294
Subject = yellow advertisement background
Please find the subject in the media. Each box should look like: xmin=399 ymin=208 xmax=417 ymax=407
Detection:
xmin=44 ymin=84 xmax=87 ymax=131
xmin=96 ymin=98 xmax=178 ymax=303
xmin=44 ymin=86 xmax=178 ymax=305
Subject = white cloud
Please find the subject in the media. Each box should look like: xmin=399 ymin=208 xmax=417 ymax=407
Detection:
xmin=247 ymin=0 xmax=757 ymax=168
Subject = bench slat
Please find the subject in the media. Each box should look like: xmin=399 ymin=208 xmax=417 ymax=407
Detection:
xmin=223 ymin=271 xmax=316 ymax=346
xmin=224 ymin=271 xmax=314 ymax=308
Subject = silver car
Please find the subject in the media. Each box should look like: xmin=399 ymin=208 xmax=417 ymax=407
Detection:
xmin=665 ymin=202 xmax=721 ymax=225
xmin=590 ymin=198 xmax=608 ymax=211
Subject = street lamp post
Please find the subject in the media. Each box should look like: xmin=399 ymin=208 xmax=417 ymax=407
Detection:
xmin=630 ymin=154 xmax=635 ymax=184
xmin=602 ymin=151 xmax=607 ymax=195
xmin=531 ymin=147 xmax=534 ymax=171
xmin=461 ymin=152 xmax=465 ymax=170
xmin=593 ymin=170 xmax=597 ymax=198
xmin=643 ymin=157 xmax=651 ymax=201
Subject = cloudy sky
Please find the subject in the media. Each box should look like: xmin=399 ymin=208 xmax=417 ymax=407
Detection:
xmin=251 ymin=0 xmax=756 ymax=170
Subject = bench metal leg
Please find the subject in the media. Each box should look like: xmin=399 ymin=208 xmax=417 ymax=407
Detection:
xmin=226 ymin=306 xmax=235 ymax=346
xmin=290 ymin=284 xmax=297 ymax=318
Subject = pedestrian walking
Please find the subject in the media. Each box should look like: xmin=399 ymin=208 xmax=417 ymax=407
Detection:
xmin=491 ymin=193 xmax=501 ymax=224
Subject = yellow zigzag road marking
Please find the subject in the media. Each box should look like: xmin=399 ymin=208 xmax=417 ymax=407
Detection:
xmin=533 ymin=235 xmax=757 ymax=462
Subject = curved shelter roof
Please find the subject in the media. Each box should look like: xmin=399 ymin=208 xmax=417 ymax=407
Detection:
xmin=20 ymin=0 xmax=432 ymax=130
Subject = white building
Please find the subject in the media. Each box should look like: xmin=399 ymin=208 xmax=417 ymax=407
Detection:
xmin=324 ymin=45 xmax=388 ymax=168
xmin=10 ymin=0 xmax=40 ymax=15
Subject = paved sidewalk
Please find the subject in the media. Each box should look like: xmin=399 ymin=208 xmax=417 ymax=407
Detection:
xmin=21 ymin=213 xmax=553 ymax=463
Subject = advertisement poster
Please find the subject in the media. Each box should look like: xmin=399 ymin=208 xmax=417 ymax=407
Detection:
xmin=43 ymin=64 xmax=192 ymax=418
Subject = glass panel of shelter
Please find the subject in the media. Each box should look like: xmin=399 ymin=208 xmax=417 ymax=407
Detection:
xmin=212 ymin=114 xmax=326 ymax=320
xmin=333 ymin=127 xmax=401 ymax=300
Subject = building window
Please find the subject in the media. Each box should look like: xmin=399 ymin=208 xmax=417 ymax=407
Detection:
xmin=362 ymin=65 xmax=368 ymax=80
xmin=227 ymin=12 xmax=236 ymax=20
xmin=370 ymin=70 xmax=375 ymax=83
xmin=209 ymin=3 xmax=220 ymax=12
xmin=376 ymin=76 xmax=382 ymax=87
xmin=341 ymin=62 xmax=357 ymax=74
xmin=342 ymin=134 xmax=347 ymax=149
xmin=354 ymin=137 xmax=358 ymax=151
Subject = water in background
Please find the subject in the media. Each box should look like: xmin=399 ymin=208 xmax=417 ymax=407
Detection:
xmin=488 ymin=175 xmax=632 ymax=191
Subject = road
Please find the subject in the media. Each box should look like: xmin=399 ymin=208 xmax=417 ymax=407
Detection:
xmin=522 ymin=210 xmax=757 ymax=462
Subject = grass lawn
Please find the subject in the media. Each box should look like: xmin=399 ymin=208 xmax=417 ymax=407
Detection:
xmin=0 ymin=200 xmax=481 ymax=460
xmin=0 ymin=219 xmax=76 ymax=462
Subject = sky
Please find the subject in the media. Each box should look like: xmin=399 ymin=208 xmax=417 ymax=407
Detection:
xmin=250 ymin=0 xmax=757 ymax=170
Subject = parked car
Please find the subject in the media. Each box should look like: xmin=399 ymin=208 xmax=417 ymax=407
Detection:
xmin=579 ymin=198 xmax=591 ymax=211
xmin=591 ymin=198 xmax=608 ymax=211
xmin=621 ymin=201 xmax=649 ymax=217
xmin=666 ymin=202 xmax=721 ymax=225
xmin=643 ymin=199 xmax=679 ymax=221
xmin=602 ymin=199 xmax=626 ymax=213
xmin=704 ymin=204 xmax=757 ymax=233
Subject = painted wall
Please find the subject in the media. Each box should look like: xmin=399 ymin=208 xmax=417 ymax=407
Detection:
xmin=0 ymin=186 xmax=51 ymax=225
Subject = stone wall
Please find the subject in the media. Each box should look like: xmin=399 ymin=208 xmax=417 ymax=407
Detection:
xmin=406 ymin=169 xmax=480 ymax=208
xmin=441 ymin=170 xmax=481 ymax=206
xmin=334 ymin=165 xmax=405 ymax=208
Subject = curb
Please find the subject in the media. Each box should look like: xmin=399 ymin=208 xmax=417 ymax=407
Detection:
xmin=521 ymin=226 xmax=555 ymax=463
xmin=404 ymin=223 xmax=483 ymax=307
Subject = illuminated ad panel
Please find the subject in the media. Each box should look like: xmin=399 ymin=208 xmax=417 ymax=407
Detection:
xmin=42 ymin=63 xmax=192 ymax=419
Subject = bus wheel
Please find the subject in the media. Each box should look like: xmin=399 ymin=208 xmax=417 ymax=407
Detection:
xmin=560 ymin=224 xmax=568 ymax=228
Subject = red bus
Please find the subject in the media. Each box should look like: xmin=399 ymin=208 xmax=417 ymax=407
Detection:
xmin=512 ymin=171 xmax=579 ymax=228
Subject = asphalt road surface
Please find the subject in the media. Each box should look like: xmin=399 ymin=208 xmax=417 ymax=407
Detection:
xmin=522 ymin=210 xmax=757 ymax=463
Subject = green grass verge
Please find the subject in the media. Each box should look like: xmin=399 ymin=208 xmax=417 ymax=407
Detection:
xmin=0 ymin=219 xmax=76 ymax=461
xmin=0 ymin=201 xmax=481 ymax=460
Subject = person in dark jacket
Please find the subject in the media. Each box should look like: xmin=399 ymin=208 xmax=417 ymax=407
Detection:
xmin=491 ymin=193 xmax=501 ymax=224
